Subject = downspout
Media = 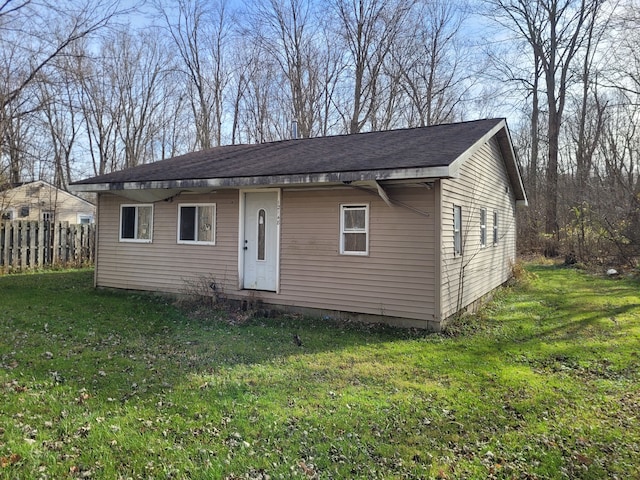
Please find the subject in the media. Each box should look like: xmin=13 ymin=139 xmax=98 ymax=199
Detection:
xmin=434 ymin=180 xmax=443 ymax=331
xmin=94 ymin=194 xmax=100 ymax=288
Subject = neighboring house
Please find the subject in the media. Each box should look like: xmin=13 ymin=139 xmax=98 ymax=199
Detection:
xmin=70 ymin=118 xmax=527 ymax=330
xmin=1 ymin=181 xmax=96 ymax=224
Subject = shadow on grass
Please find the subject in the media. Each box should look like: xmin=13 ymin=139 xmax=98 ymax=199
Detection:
xmin=461 ymin=265 xmax=640 ymax=381
xmin=2 ymin=266 xmax=639 ymax=406
xmin=2 ymin=268 xmax=640 ymax=480
xmin=1 ymin=270 xmax=427 ymax=403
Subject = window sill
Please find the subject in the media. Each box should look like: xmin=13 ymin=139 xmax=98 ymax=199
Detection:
xmin=177 ymin=241 xmax=216 ymax=246
xmin=119 ymin=239 xmax=153 ymax=243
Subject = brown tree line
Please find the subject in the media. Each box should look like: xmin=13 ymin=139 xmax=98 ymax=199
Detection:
xmin=487 ymin=0 xmax=640 ymax=265
xmin=1 ymin=0 xmax=638 ymax=265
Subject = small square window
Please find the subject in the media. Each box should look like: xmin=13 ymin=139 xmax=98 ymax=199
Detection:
xmin=340 ymin=204 xmax=369 ymax=255
xmin=120 ymin=204 xmax=153 ymax=242
xmin=19 ymin=206 xmax=29 ymax=217
xmin=178 ymin=204 xmax=216 ymax=245
xmin=453 ymin=205 xmax=462 ymax=256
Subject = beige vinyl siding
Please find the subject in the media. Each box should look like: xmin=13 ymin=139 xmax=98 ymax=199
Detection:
xmin=1 ymin=181 xmax=95 ymax=223
xmin=96 ymin=186 xmax=438 ymax=325
xmin=273 ymin=188 xmax=436 ymax=322
xmin=96 ymin=191 xmax=239 ymax=293
xmin=440 ymin=137 xmax=517 ymax=320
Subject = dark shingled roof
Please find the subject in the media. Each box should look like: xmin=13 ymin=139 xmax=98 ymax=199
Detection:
xmin=72 ymin=119 xmax=505 ymax=185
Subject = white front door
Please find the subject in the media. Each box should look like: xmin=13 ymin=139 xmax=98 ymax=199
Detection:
xmin=242 ymin=191 xmax=279 ymax=291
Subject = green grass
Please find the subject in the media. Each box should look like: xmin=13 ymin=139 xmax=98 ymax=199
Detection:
xmin=0 ymin=265 xmax=638 ymax=479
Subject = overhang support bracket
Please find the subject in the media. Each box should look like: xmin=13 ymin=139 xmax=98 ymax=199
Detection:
xmin=373 ymin=180 xmax=393 ymax=208
xmin=350 ymin=181 xmax=430 ymax=218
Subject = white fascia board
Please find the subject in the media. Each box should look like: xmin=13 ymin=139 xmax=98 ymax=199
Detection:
xmin=446 ymin=119 xmax=529 ymax=206
xmin=68 ymin=165 xmax=454 ymax=193
xmin=447 ymin=119 xmax=507 ymax=176
xmin=499 ymin=125 xmax=529 ymax=206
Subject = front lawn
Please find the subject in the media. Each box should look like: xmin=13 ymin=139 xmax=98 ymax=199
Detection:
xmin=0 ymin=266 xmax=638 ymax=479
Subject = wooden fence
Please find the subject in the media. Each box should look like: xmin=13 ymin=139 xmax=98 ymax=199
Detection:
xmin=0 ymin=221 xmax=96 ymax=271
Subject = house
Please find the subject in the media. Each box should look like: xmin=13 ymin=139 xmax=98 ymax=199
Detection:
xmin=1 ymin=180 xmax=95 ymax=224
xmin=70 ymin=118 xmax=527 ymax=330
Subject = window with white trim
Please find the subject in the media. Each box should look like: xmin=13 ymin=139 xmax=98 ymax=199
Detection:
xmin=493 ymin=210 xmax=499 ymax=245
xmin=178 ymin=204 xmax=216 ymax=244
xmin=480 ymin=208 xmax=487 ymax=248
xmin=77 ymin=214 xmax=93 ymax=224
xmin=453 ymin=205 xmax=462 ymax=256
xmin=340 ymin=204 xmax=369 ymax=255
xmin=120 ymin=204 xmax=153 ymax=242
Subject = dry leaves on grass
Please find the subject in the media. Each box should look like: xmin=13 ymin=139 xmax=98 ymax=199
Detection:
xmin=0 ymin=453 xmax=21 ymax=468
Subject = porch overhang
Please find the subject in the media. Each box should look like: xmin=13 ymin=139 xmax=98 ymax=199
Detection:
xmin=68 ymin=165 xmax=455 ymax=202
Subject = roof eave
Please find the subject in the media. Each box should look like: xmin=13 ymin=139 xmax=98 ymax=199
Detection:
xmin=446 ymin=119 xmax=528 ymax=206
xmin=68 ymin=166 xmax=455 ymax=194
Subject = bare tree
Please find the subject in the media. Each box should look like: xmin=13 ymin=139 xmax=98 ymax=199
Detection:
xmin=0 ymin=0 xmax=130 ymax=183
xmin=238 ymin=53 xmax=286 ymax=143
xmin=610 ymin=0 xmax=640 ymax=97
xmin=156 ymin=0 xmax=233 ymax=149
xmin=393 ymin=0 xmax=469 ymax=127
xmin=0 ymin=98 xmax=33 ymax=184
xmin=328 ymin=0 xmax=415 ymax=133
xmin=0 ymin=0 xmax=125 ymax=111
xmin=593 ymin=3 xmax=640 ymax=263
xmin=569 ymin=3 xmax=613 ymax=199
xmin=151 ymin=72 xmax=191 ymax=159
xmin=245 ymin=0 xmax=327 ymax=138
xmin=69 ymin=29 xmax=181 ymax=175
xmin=71 ymin=40 xmax=120 ymax=176
xmin=109 ymin=29 xmax=170 ymax=168
xmin=36 ymin=66 xmax=80 ymax=189
xmin=576 ymin=98 xmax=640 ymax=265
xmin=487 ymin=0 xmax=604 ymax=241
xmin=228 ymin=37 xmax=257 ymax=145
